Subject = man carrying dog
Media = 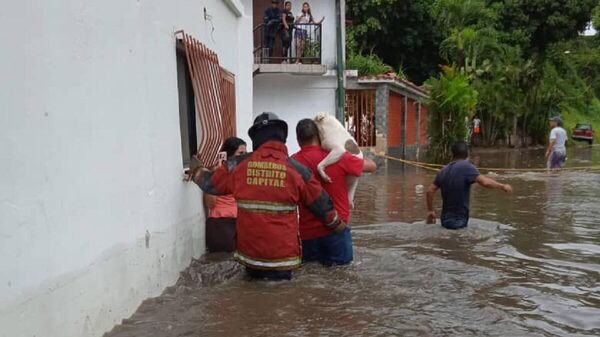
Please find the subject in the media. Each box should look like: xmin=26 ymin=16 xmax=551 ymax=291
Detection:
xmin=191 ymin=113 xmax=346 ymax=280
xmin=292 ymin=118 xmax=376 ymax=266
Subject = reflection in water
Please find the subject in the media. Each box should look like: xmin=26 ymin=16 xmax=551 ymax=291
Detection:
xmin=105 ymin=148 xmax=600 ymax=337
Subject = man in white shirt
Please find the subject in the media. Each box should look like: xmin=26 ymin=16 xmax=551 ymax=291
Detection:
xmin=545 ymin=116 xmax=568 ymax=170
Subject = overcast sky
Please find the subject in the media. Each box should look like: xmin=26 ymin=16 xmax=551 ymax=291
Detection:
xmin=582 ymin=22 xmax=597 ymax=36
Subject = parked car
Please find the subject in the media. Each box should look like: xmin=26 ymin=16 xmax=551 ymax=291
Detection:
xmin=572 ymin=123 xmax=594 ymax=144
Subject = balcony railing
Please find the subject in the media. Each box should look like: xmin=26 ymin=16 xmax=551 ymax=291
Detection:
xmin=253 ymin=22 xmax=322 ymax=65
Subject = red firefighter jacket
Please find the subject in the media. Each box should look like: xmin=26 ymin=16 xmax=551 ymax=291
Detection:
xmin=197 ymin=141 xmax=340 ymax=270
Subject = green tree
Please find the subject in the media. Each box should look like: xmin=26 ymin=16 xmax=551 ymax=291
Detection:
xmin=488 ymin=0 xmax=598 ymax=54
xmin=439 ymin=27 xmax=504 ymax=76
xmin=433 ymin=0 xmax=504 ymax=76
xmin=593 ymin=4 xmax=600 ymax=33
xmin=472 ymin=51 xmax=526 ymax=146
xmin=431 ymin=0 xmax=494 ymax=31
xmin=346 ymin=0 xmax=442 ymax=84
xmin=425 ymin=67 xmax=478 ymax=162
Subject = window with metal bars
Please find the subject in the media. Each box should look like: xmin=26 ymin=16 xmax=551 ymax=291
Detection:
xmin=175 ymin=32 xmax=237 ymax=169
xmin=176 ymin=41 xmax=198 ymax=168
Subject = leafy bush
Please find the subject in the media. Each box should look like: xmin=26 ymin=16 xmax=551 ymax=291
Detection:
xmin=346 ymin=53 xmax=394 ymax=76
xmin=303 ymin=40 xmax=321 ymax=62
xmin=425 ymin=67 xmax=478 ymax=162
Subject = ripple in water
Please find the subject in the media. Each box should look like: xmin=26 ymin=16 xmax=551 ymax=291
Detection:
xmin=105 ymin=148 xmax=600 ymax=337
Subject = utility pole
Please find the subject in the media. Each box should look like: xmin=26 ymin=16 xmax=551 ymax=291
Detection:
xmin=335 ymin=0 xmax=345 ymax=123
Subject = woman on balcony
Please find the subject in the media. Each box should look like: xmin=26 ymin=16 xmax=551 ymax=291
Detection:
xmin=281 ymin=1 xmax=294 ymax=63
xmin=294 ymin=2 xmax=324 ymax=64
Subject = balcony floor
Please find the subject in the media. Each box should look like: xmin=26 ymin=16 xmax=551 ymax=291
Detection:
xmin=253 ymin=63 xmax=327 ymax=75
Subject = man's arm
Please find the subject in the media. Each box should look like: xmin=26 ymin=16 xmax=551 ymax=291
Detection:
xmin=362 ymin=157 xmax=377 ymax=173
xmin=192 ymin=165 xmax=231 ymax=196
xmin=339 ymin=153 xmax=376 ymax=177
xmin=426 ymin=183 xmax=439 ymax=224
xmin=282 ymin=13 xmax=289 ymax=29
xmin=190 ymin=153 xmax=250 ymax=195
xmin=203 ymin=193 xmax=217 ymax=209
xmin=475 ymin=175 xmax=513 ymax=192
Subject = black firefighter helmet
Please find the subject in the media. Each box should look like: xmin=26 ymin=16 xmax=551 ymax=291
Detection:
xmin=248 ymin=112 xmax=288 ymax=140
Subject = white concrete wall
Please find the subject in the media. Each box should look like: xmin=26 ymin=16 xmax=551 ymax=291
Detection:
xmin=237 ymin=0 xmax=256 ymax=143
xmin=251 ymin=1 xmax=344 ymax=154
xmin=253 ymin=73 xmax=337 ymax=154
xmin=0 ymin=1 xmax=252 ymax=336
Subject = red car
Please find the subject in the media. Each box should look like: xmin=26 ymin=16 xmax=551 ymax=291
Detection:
xmin=572 ymin=123 xmax=594 ymax=144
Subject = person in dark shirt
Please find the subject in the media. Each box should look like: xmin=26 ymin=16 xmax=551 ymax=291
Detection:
xmin=263 ymin=0 xmax=282 ymax=59
xmin=281 ymin=1 xmax=295 ymax=63
xmin=426 ymin=142 xmax=513 ymax=229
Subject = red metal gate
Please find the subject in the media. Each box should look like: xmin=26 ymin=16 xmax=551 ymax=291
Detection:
xmin=345 ymin=90 xmax=376 ymax=147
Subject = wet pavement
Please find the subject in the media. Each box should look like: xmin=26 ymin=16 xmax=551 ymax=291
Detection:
xmin=104 ymin=146 xmax=600 ymax=337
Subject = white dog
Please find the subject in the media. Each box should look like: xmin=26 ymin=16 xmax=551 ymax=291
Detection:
xmin=313 ymin=112 xmax=363 ymax=208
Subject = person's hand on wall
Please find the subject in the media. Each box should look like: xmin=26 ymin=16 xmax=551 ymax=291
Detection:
xmin=183 ymin=154 xmax=205 ymax=182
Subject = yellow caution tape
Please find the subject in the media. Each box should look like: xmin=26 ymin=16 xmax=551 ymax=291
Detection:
xmin=383 ymin=155 xmax=600 ymax=173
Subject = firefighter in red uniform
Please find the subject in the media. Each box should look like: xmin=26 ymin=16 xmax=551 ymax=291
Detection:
xmin=191 ymin=112 xmax=346 ymax=281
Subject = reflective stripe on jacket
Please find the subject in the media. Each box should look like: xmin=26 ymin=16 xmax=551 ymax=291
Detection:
xmin=198 ymin=141 xmax=339 ymax=270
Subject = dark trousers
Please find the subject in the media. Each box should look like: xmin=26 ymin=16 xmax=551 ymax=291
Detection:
xmin=246 ymin=268 xmax=292 ymax=281
xmin=302 ymin=228 xmax=353 ymax=266
xmin=281 ymin=29 xmax=293 ymax=60
xmin=441 ymin=216 xmax=469 ymax=230
xmin=265 ymin=33 xmax=275 ymax=57
xmin=205 ymin=217 xmax=236 ymax=253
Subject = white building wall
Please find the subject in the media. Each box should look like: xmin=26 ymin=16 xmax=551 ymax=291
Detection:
xmin=0 ymin=1 xmax=252 ymax=337
xmin=237 ymin=0 xmax=255 ymax=144
xmin=251 ymin=0 xmax=344 ymax=154
xmin=253 ymin=74 xmax=337 ymax=154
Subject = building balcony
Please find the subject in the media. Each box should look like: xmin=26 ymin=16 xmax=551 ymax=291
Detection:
xmin=252 ymin=22 xmax=327 ymax=75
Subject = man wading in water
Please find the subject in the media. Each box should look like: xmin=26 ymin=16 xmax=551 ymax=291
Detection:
xmin=425 ymin=142 xmax=513 ymax=229
xmin=545 ymin=116 xmax=568 ymax=170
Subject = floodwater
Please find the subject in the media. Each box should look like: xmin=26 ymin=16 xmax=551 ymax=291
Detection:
xmin=105 ymin=146 xmax=600 ymax=337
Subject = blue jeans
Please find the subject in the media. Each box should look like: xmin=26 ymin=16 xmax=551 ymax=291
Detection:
xmin=302 ymin=228 xmax=353 ymax=266
xmin=441 ymin=215 xmax=469 ymax=230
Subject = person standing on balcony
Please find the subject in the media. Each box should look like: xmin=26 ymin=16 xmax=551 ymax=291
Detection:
xmin=281 ymin=1 xmax=295 ymax=63
xmin=294 ymin=2 xmax=324 ymax=64
xmin=202 ymin=137 xmax=246 ymax=253
xmin=263 ymin=0 xmax=282 ymax=60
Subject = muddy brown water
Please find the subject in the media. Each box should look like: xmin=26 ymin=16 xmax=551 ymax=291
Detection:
xmin=105 ymin=146 xmax=600 ymax=337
